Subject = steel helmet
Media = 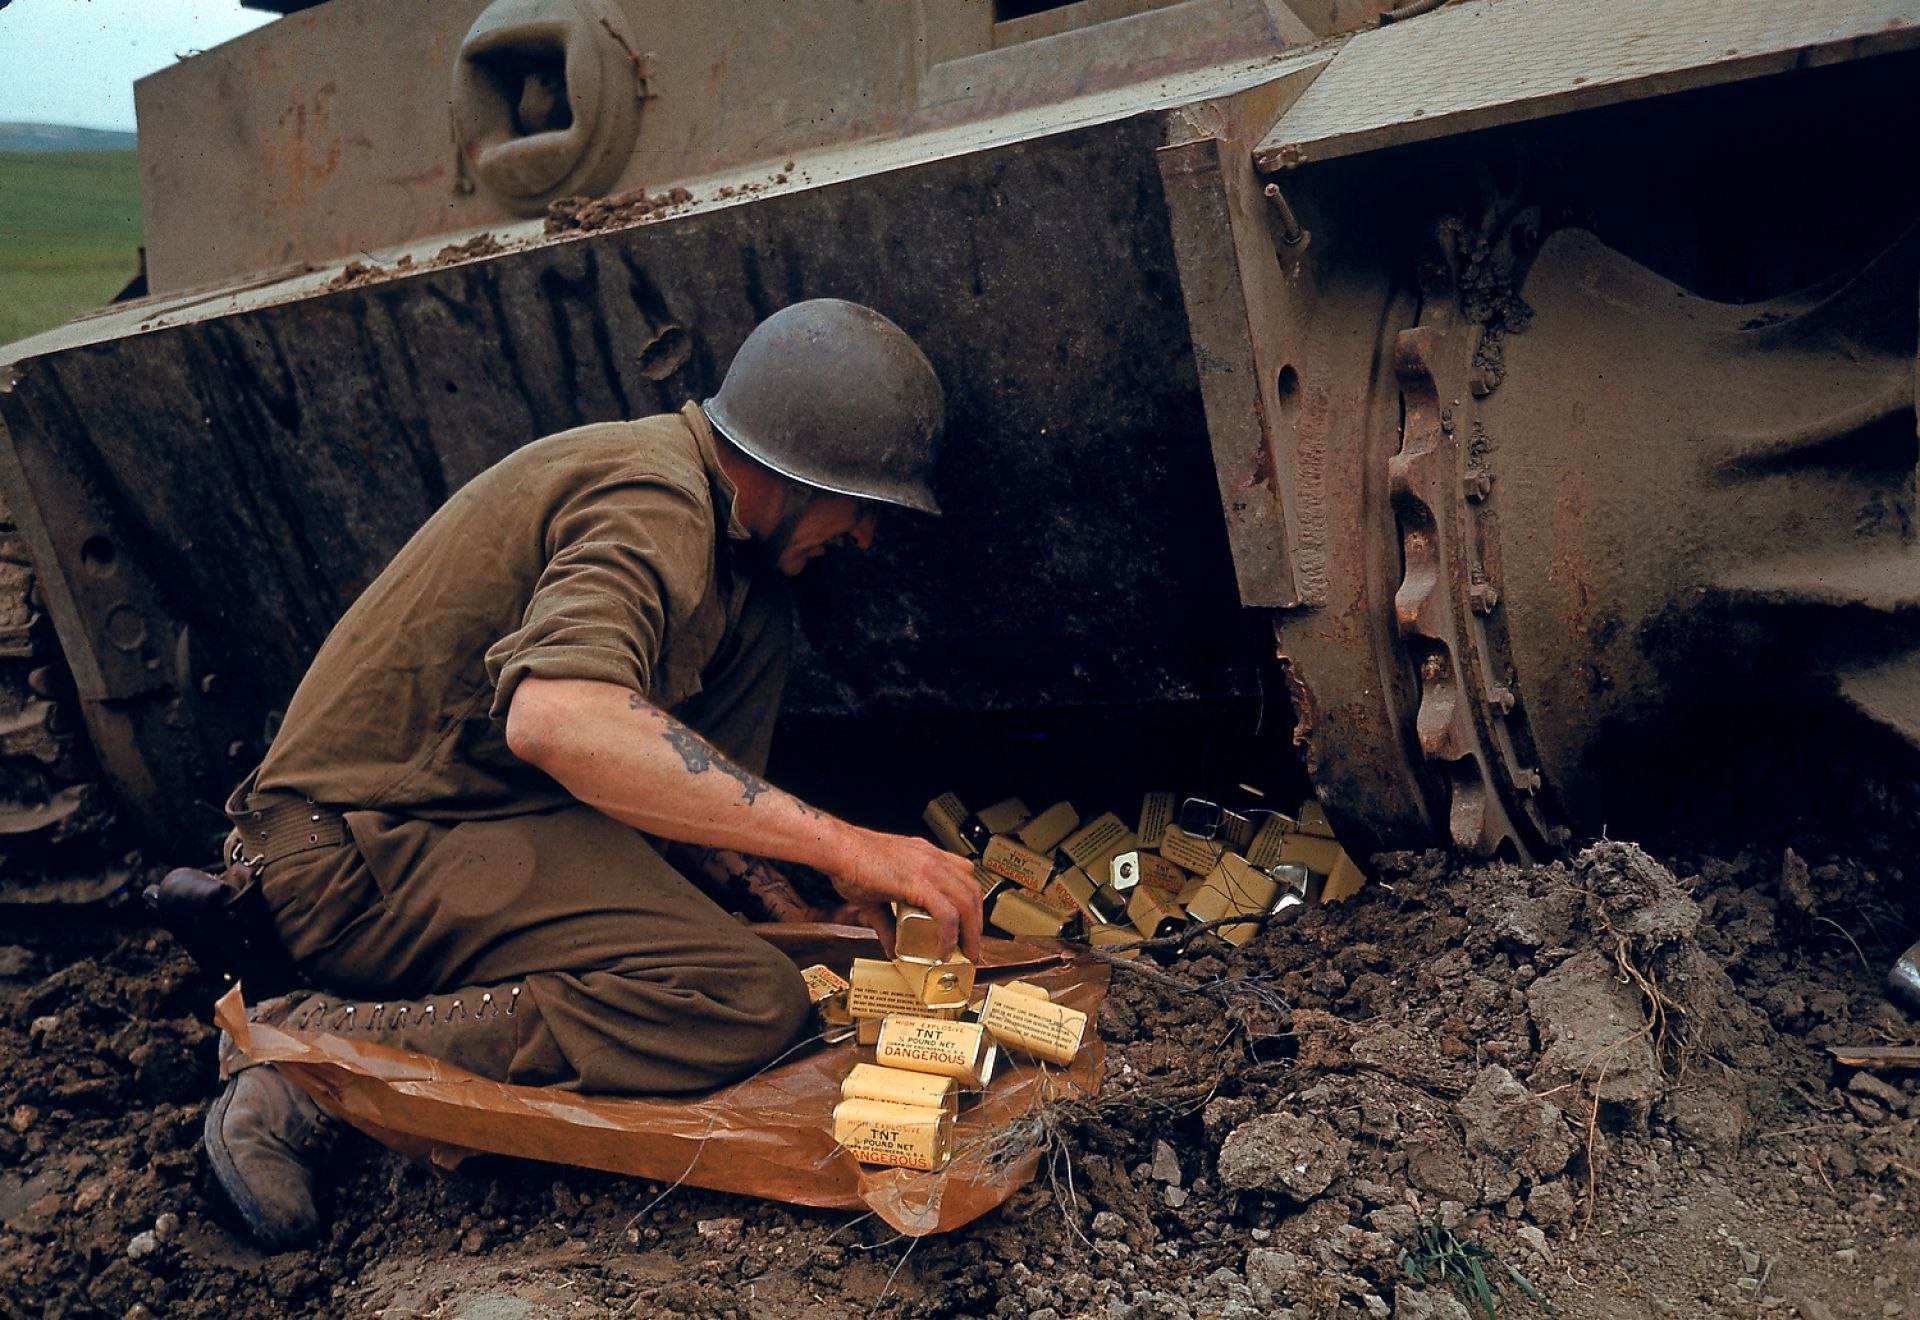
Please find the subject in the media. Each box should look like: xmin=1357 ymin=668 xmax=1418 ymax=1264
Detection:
xmin=703 ymin=300 xmax=945 ymax=515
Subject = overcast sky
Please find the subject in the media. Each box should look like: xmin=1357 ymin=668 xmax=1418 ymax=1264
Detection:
xmin=0 ymin=0 xmax=275 ymax=132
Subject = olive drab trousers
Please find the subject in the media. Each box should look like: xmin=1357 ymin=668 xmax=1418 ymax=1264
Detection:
xmin=238 ymin=580 xmax=812 ymax=1095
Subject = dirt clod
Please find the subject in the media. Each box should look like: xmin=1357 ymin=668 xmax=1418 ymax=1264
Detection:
xmin=1218 ymin=1111 xmax=1351 ymax=1199
xmin=544 ymin=185 xmax=694 ymax=236
xmin=3 ymin=838 xmax=1918 ymax=1316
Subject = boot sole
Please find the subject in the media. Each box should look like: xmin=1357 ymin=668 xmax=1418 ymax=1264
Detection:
xmin=203 ymin=1075 xmax=319 ymax=1252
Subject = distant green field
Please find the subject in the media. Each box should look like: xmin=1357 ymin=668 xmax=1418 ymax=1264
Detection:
xmin=0 ymin=150 xmax=143 ymax=347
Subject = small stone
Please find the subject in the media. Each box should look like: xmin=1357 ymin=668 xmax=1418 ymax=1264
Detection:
xmin=126 ymin=1230 xmax=161 ymax=1262
xmin=1394 ymin=1289 xmax=1473 ymax=1320
xmin=7 ymin=1105 xmax=37 ymax=1133
xmin=1845 ymin=1094 xmax=1889 ymax=1125
xmin=1363 ymin=1294 xmax=1391 ymax=1318
xmin=696 ymin=1216 xmax=743 ymax=1245
xmin=122 ymin=1307 xmax=156 ymax=1320
xmin=1847 ymin=1072 xmax=1909 ymax=1112
xmin=1244 ymin=1249 xmax=1306 ymax=1306
xmin=460 ymin=1227 xmax=488 ymax=1254
xmin=1739 ymin=1247 xmax=1762 ymax=1274
xmin=1884 ymin=1304 xmax=1904 ymax=1318
xmin=1515 ymin=1224 xmax=1550 ymax=1260
xmin=1367 ymin=1204 xmax=1418 ymax=1239
xmin=1093 ymin=1210 xmax=1128 ymax=1240
xmin=1438 ymin=1200 xmax=1467 ymax=1229
xmin=153 ymin=1212 xmax=180 ymax=1242
xmin=1217 ymin=1111 xmax=1352 ymax=1200
xmin=1459 ymin=1065 xmax=1575 ymax=1175
xmin=28 ymin=1015 xmax=58 ymax=1045
xmin=1164 ymin=1186 xmax=1188 ymax=1208
xmin=1527 ymin=1179 xmax=1578 ymax=1228
xmin=1836 ymin=1248 xmax=1859 ymax=1265
xmin=1151 ymin=1139 xmax=1183 ymax=1187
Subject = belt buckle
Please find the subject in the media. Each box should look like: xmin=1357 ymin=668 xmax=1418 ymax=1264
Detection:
xmin=230 ymin=833 xmax=265 ymax=871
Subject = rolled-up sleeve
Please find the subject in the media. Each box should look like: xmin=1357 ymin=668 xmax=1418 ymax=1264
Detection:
xmin=484 ymin=470 xmax=715 ymax=720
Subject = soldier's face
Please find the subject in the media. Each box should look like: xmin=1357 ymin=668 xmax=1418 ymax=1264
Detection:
xmin=768 ymin=492 xmax=878 ymax=576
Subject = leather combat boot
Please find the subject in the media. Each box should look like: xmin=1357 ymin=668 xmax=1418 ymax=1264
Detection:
xmin=268 ymin=982 xmax=532 ymax=1082
xmin=205 ymin=983 xmax=532 ymax=1249
xmin=203 ymin=1055 xmax=340 ymax=1251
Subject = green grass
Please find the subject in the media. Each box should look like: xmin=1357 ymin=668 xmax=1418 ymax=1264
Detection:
xmin=1401 ymin=1221 xmax=1554 ymax=1319
xmin=0 ymin=150 xmax=143 ymax=346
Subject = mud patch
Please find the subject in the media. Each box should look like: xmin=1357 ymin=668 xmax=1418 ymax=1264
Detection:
xmin=544 ymin=186 xmax=695 ymax=237
xmin=2 ymin=840 xmax=1917 ymax=1318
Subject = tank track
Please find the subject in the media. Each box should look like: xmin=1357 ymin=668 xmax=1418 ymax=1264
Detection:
xmin=0 ymin=493 xmax=118 ymax=898
xmin=1385 ymin=216 xmax=1562 ymax=860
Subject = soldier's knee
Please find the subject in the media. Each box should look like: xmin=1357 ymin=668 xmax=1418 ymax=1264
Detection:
xmin=721 ymin=941 xmax=811 ymax=1068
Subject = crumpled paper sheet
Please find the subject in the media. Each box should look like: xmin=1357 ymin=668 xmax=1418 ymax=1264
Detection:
xmin=213 ymin=924 xmax=1109 ymax=1237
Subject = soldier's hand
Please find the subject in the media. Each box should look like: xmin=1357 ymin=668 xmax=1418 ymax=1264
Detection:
xmin=827 ymin=830 xmax=983 ymax=961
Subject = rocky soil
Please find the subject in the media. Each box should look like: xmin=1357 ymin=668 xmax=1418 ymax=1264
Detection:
xmin=2 ymin=840 xmax=1917 ymax=1319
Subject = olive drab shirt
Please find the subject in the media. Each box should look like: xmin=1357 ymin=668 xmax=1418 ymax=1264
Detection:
xmin=256 ymin=402 xmax=761 ymax=818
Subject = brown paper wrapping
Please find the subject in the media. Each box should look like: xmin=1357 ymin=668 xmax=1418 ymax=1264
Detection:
xmin=214 ymin=925 xmax=1104 ymax=1238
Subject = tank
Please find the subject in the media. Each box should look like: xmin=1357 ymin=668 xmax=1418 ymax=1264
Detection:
xmin=1 ymin=0 xmax=1918 ymax=897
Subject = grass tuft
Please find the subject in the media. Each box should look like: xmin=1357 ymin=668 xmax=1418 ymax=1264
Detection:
xmin=1400 ymin=1220 xmax=1553 ymax=1319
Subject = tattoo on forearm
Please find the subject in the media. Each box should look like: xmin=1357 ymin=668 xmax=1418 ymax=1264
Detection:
xmin=654 ymin=708 xmax=771 ymax=805
xmin=660 ymin=718 xmax=714 ymax=774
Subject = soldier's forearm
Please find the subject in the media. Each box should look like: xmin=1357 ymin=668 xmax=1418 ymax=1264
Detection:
xmin=503 ymin=675 xmax=865 ymax=875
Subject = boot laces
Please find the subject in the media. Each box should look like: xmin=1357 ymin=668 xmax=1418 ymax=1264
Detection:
xmin=287 ymin=986 xmax=522 ymax=1034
